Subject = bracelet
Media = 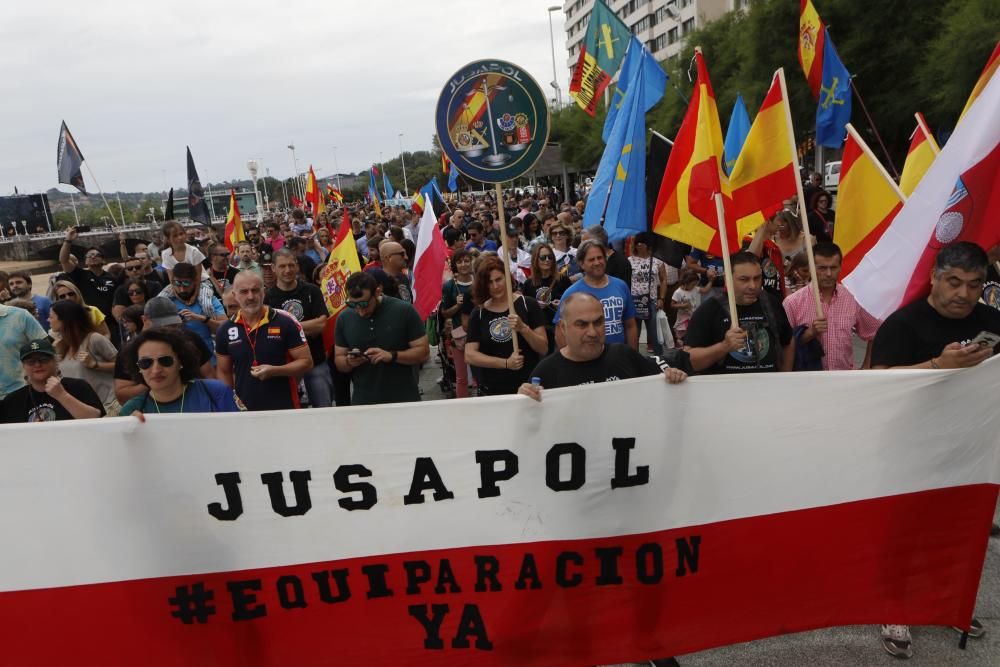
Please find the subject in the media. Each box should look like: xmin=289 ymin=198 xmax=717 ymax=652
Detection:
xmin=930 ymin=357 xmax=940 ymax=369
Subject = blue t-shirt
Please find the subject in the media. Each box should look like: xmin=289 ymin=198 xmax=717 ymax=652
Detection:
xmin=168 ymin=294 xmax=225 ymax=363
xmin=32 ymin=295 xmax=52 ymax=332
xmin=119 ymin=379 xmax=243 ymax=415
xmin=554 ymin=276 xmax=636 ymax=344
xmin=466 ymin=239 xmax=498 ymax=252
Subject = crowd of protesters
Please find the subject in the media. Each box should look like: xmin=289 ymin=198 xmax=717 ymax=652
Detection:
xmin=1 ymin=179 xmax=999 ymax=662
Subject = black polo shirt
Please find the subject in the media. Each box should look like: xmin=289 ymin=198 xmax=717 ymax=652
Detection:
xmin=216 ymin=307 xmax=308 ymax=411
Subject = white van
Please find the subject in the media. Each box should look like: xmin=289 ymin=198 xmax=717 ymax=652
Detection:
xmin=824 ymin=161 xmax=841 ymax=191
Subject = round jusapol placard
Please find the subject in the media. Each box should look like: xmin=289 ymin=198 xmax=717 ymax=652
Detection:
xmin=436 ymin=59 xmax=551 ymax=184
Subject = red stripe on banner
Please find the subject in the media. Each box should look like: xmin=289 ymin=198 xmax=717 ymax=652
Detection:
xmin=1 ymin=485 xmax=995 ymax=666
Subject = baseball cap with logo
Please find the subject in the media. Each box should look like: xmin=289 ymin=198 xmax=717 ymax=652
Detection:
xmin=144 ymin=297 xmax=182 ymax=327
xmin=20 ymin=339 xmax=57 ymax=361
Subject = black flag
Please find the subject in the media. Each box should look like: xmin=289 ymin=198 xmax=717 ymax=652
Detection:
xmin=165 ymin=187 xmax=174 ymax=221
xmin=645 ymin=131 xmax=688 ymax=268
xmin=57 ymin=121 xmax=87 ymax=194
xmin=186 ymin=147 xmax=211 ymax=224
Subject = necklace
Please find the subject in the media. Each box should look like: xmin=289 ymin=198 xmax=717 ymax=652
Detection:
xmin=149 ymin=385 xmax=187 ymax=414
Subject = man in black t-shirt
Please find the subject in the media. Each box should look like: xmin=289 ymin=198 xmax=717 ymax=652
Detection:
xmin=519 ymin=293 xmax=688 ymax=400
xmin=870 ymin=242 xmax=998 ymax=659
xmin=266 ymin=249 xmax=331 ymax=407
xmin=59 ymin=227 xmax=121 ymax=343
xmin=982 ymin=243 xmax=1000 ymax=312
xmin=684 ymin=252 xmax=794 ymax=374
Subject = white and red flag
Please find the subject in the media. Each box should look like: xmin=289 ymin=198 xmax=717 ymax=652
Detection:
xmin=843 ymin=65 xmax=1000 ymax=320
xmin=0 ymin=368 xmax=997 ymax=665
xmin=411 ymin=192 xmax=448 ymax=320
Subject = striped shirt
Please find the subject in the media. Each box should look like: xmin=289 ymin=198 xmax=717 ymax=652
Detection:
xmin=782 ymin=284 xmax=880 ymax=370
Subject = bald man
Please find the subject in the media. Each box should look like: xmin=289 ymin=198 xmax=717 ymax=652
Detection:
xmin=215 ymin=271 xmax=312 ymax=411
xmin=519 ymin=292 xmax=689 ymax=401
xmin=379 ymin=240 xmax=413 ymax=304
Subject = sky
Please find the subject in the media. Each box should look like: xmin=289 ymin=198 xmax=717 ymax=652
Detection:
xmin=1 ymin=0 xmax=573 ymax=195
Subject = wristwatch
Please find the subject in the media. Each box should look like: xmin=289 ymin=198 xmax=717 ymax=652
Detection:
xmin=391 ymin=350 xmax=398 ymax=363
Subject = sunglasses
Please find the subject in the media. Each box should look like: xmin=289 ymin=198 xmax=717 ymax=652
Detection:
xmin=551 ymin=230 xmax=568 ymax=237
xmin=85 ymin=253 xmax=102 ymax=259
xmin=125 ymin=265 xmax=142 ymax=271
xmin=127 ymin=289 xmax=144 ymax=297
xmin=386 ymin=252 xmax=407 ymax=259
xmin=173 ymin=279 xmax=194 ymax=288
xmin=538 ymin=254 xmax=553 ymax=261
xmin=213 ymin=252 xmax=230 ymax=258
xmin=346 ymin=299 xmax=371 ymax=310
xmin=137 ymin=355 xmax=176 ymax=370
xmin=22 ymin=356 xmax=53 ymax=366
xmin=56 ymin=292 xmax=77 ymax=300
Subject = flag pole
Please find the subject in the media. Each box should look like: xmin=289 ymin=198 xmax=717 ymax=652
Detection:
xmin=914 ymin=112 xmax=941 ymax=156
xmin=713 ymin=193 xmax=739 ymax=330
xmin=848 ymin=78 xmax=899 ymax=179
xmin=777 ymin=68 xmax=823 ymax=319
xmin=845 ymin=124 xmax=907 ymax=202
xmin=493 ymin=182 xmax=519 ymax=355
xmin=69 ymin=192 xmax=80 ymax=226
xmin=83 ymin=163 xmax=121 ymax=227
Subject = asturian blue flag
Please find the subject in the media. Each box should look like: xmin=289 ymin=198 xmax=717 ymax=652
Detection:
xmin=584 ymin=38 xmax=666 ymax=242
xmin=368 ymin=167 xmax=382 ymax=203
xmin=816 ymin=27 xmax=852 ymax=148
xmin=382 ymin=171 xmax=395 ymax=201
xmin=602 ymin=37 xmax=668 ymax=143
xmin=448 ymin=161 xmax=459 ymax=192
xmin=723 ymin=93 xmax=751 ymax=175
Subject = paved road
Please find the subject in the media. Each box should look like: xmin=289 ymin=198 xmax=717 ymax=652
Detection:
xmin=417 ymin=343 xmax=1000 ymax=665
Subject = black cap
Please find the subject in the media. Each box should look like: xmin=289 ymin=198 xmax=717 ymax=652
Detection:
xmin=20 ymin=338 xmax=56 ymax=360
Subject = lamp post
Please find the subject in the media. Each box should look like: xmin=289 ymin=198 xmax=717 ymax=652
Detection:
xmin=398 ymin=134 xmax=409 ymax=194
xmin=547 ymin=6 xmax=563 ymax=109
xmin=287 ymin=143 xmax=304 ymax=202
xmin=333 ymin=146 xmax=343 ymax=192
xmin=247 ymin=160 xmax=263 ymax=222
xmin=262 ymin=164 xmax=271 ymax=212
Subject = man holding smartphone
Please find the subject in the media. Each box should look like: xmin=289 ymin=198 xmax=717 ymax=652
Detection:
xmin=870 ymin=241 xmax=1000 ymax=659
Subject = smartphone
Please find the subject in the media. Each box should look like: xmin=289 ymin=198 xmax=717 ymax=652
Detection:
xmin=968 ymin=331 xmax=1000 ymax=348
xmin=347 ymin=349 xmax=364 ymax=359
xmin=76 ymin=225 xmax=92 ymax=233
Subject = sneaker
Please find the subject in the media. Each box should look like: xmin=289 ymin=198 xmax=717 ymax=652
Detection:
xmin=880 ymin=624 xmax=913 ymax=659
xmin=991 ymin=523 xmax=999 ymax=537
xmin=952 ymin=618 xmax=986 ymax=638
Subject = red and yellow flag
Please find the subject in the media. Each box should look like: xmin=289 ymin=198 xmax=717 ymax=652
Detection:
xmin=224 ymin=189 xmax=245 ymax=252
xmin=326 ymin=184 xmax=343 ymax=204
xmin=959 ymin=41 xmax=1000 ymax=122
xmin=728 ymin=70 xmax=800 ymax=239
xmin=441 ymin=153 xmax=449 ymax=174
xmin=652 ymin=50 xmax=735 ymax=254
xmin=798 ymin=0 xmax=826 ymax=100
xmin=898 ymin=112 xmax=940 ymax=198
xmin=411 ymin=190 xmax=425 ymax=215
xmin=305 ymin=165 xmax=321 ymax=214
xmin=834 ymin=124 xmax=905 ymax=278
xmin=318 ymin=207 xmax=362 ymax=317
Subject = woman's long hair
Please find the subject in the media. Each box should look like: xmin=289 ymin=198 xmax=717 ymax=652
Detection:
xmin=530 ymin=243 xmax=558 ymax=291
xmin=471 ymin=256 xmax=507 ymax=306
xmin=50 ymin=299 xmax=97 ymax=358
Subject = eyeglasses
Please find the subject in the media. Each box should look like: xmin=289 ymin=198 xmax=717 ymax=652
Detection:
xmin=173 ymin=279 xmax=194 ymax=288
xmin=137 ymin=355 xmax=176 ymax=370
xmin=127 ymin=289 xmax=144 ymax=297
xmin=56 ymin=292 xmax=77 ymax=300
xmin=551 ymin=230 xmax=568 ymax=237
xmin=538 ymin=254 xmax=553 ymax=261
xmin=125 ymin=265 xmax=142 ymax=272
xmin=386 ymin=252 xmax=407 ymax=259
xmin=22 ymin=356 xmax=53 ymax=366
xmin=346 ymin=299 xmax=371 ymax=310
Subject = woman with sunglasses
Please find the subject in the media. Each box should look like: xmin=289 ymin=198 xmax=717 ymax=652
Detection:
xmin=0 ymin=338 xmax=104 ymax=423
xmin=49 ymin=300 xmax=118 ymax=414
xmin=548 ymin=222 xmax=579 ymax=278
xmin=523 ymin=243 xmax=572 ymax=351
xmin=50 ymin=280 xmax=111 ymax=338
xmin=440 ymin=249 xmax=475 ymax=398
xmin=119 ymin=327 xmax=242 ymax=416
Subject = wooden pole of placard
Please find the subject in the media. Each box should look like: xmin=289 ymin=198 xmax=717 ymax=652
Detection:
xmin=494 ymin=182 xmax=519 ymax=354
xmin=713 ymin=193 xmax=740 ymax=331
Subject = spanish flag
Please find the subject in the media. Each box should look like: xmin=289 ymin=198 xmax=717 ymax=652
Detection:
xmin=411 ymin=190 xmax=425 ymax=215
xmin=305 ymin=165 xmax=324 ymax=214
xmin=652 ymin=50 xmax=735 ymax=255
xmin=224 ymin=189 xmax=245 ymax=252
xmin=728 ymin=70 xmax=800 ymax=240
xmin=319 ymin=206 xmax=362 ymax=317
xmin=441 ymin=152 xmax=449 ymax=174
xmin=798 ymin=0 xmax=826 ymax=100
xmin=898 ymin=113 xmax=940 ymax=198
xmin=833 ymin=124 xmax=905 ymax=278
xmin=327 ymin=184 xmax=343 ymax=204
xmin=958 ymin=41 xmax=999 ymax=123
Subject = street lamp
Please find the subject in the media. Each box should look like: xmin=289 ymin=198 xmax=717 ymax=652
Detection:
xmin=547 ymin=6 xmax=563 ymax=109
xmin=398 ymin=134 xmax=409 ymax=195
xmin=332 ymin=146 xmax=343 ymax=192
xmin=247 ymin=160 xmax=263 ymax=222
xmin=287 ymin=143 xmax=303 ymax=202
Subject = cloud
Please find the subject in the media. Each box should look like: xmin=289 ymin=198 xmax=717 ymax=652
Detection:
xmin=0 ymin=0 xmax=572 ymax=194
